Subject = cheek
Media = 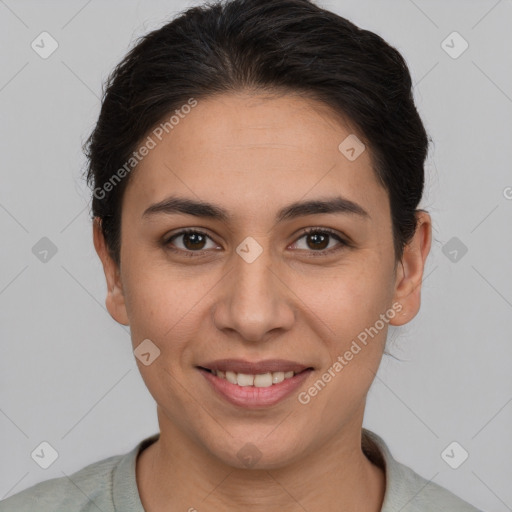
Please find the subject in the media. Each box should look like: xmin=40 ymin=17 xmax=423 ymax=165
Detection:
xmin=299 ymin=255 xmax=394 ymax=385
xmin=121 ymin=258 xmax=212 ymax=354
xmin=301 ymin=254 xmax=393 ymax=332
xmin=300 ymin=270 xmax=390 ymax=419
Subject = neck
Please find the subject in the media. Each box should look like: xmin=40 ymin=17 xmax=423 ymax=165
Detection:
xmin=136 ymin=408 xmax=385 ymax=512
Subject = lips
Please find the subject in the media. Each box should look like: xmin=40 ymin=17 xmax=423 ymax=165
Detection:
xmin=196 ymin=359 xmax=314 ymax=407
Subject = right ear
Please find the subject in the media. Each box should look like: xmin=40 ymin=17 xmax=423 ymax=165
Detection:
xmin=92 ymin=217 xmax=130 ymax=326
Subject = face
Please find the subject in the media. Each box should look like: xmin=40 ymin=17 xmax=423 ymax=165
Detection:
xmin=94 ymin=91 xmax=431 ymax=469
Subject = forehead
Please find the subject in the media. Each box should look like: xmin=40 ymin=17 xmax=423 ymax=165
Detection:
xmin=124 ymin=92 xmax=388 ymax=224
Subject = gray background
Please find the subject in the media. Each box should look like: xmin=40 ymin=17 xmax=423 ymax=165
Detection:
xmin=1 ymin=0 xmax=511 ymax=510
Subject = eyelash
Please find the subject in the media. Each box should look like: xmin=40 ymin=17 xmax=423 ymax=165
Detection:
xmin=163 ymin=227 xmax=349 ymax=258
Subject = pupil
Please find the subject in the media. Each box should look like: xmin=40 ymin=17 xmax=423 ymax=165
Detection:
xmin=184 ymin=233 xmax=205 ymax=250
xmin=308 ymin=233 xmax=328 ymax=250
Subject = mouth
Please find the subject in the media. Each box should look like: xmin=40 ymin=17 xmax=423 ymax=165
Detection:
xmin=197 ymin=367 xmax=309 ymax=387
xmin=196 ymin=359 xmax=314 ymax=408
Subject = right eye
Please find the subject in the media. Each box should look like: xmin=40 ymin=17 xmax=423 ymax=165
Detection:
xmin=164 ymin=229 xmax=220 ymax=256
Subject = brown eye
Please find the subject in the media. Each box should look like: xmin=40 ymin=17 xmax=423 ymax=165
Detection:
xmin=291 ymin=228 xmax=347 ymax=254
xmin=305 ymin=231 xmax=330 ymax=250
xmin=181 ymin=232 xmax=207 ymax=250
xmin=165 ymin=229 xmax=217 ymax=253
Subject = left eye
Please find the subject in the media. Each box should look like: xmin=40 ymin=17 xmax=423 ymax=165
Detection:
xmin=290 ymin=229 xmax=346 ymax=252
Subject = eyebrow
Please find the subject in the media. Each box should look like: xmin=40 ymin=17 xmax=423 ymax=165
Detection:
xmin=142 ymin=195 xmax=370 ymax=223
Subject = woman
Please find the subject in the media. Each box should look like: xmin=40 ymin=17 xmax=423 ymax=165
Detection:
xmin=0 ymin=0 xmax=483 ymax=510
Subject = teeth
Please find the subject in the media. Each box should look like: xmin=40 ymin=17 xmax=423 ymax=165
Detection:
xmin=272 ymin=372 xmax=285 ymax=384
xmin=254 ymin=373 xmax=272 ymax=387
xmin=225 ymin=371 xmax=237 ymax=384
xmin=213 ymin=369 xmax=299 ymax=387
xmin=237 ymin=373 xmax=254 ymax=387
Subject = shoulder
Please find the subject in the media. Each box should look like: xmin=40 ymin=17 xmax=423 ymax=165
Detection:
xmin=389 ymin=457 xmax=483 ymax=511
xmin=362 ymin=429 xmax=484 ymax=512
xmin=0 ymin=453 xmax=124 ymax=512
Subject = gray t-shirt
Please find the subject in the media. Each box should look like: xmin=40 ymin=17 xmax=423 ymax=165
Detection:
xmin=0 ymin=429 xmax=482 ymax=511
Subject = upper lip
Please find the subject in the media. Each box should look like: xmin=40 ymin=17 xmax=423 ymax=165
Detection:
xmin=198 ymin=359 xmax=312 ymax=374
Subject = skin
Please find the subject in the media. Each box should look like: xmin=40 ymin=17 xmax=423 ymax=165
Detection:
xmin=93 ymin=91 xmax=431 ymax=511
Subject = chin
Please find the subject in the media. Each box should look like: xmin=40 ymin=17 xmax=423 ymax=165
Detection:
xmin=205 ymin=429 xmax=309 ymax=471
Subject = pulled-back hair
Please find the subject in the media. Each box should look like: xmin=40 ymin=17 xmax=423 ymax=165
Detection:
xmin=84 ymin=0 xmax=429 ymax=267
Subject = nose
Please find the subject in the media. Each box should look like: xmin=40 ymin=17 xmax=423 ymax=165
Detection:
xmin=212 ymin=240 xmax=295 ymax=343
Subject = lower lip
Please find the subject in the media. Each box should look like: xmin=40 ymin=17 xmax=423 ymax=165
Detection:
xmin=198 ymin=368 xmax=313 ymax=408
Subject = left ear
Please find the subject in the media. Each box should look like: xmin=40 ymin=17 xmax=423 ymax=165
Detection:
xmin=389 ymin=211 xmax=432 ymax=326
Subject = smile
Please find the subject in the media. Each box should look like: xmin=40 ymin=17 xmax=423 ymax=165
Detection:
xmin=197 ymin=361 xmax=314 ymax=408
xmin=201 ymin=368 xmax=297 ymax=387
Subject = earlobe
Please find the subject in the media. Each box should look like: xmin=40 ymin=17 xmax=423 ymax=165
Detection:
xmin=389 ymin=211 xmax=432 ymax=326
xmin=92 ymin=217 xmax=130 ymax=326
